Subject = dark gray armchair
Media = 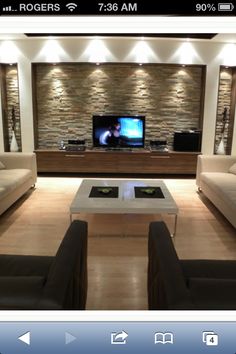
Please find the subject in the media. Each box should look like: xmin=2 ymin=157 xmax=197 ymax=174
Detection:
xmin=148 ymin=221 xmax=236 ymax=310
xmin=0 ymin=220 xmax=87 ymax=309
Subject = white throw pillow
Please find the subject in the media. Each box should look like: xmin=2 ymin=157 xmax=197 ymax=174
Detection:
xmin=0 ymin=161 xmax=5 ymax=170
xmin=229 ymin=163 xmax=236 ymax=175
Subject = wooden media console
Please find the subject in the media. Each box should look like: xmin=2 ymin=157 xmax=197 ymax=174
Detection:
xmin=35 ymin=149 xmax=199 ymax=174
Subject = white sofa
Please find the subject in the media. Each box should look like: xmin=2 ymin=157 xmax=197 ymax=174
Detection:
xmin=0 ymin=153 xmax=37 ymax=215
xmin=196 ymin=155 xmax=236 ymax=228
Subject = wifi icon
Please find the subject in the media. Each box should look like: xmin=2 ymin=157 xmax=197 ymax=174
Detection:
xmin=66 ymin=3 xmax=78 ymax=12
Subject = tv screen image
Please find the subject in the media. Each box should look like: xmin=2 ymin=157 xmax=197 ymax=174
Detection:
xmin=93 ymin=115 xmax=145 ymax=148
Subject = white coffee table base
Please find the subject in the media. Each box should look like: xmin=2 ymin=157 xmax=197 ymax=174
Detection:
xmin=70 ymin=212 xmax=178 ymax=238
xmin=70 ymin=179 xmax=179 ymax=238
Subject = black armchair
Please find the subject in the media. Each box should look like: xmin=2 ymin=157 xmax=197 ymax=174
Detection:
xmin=148 ymin=221 xmax=236 ymax=310
xmin=0 ymin=220 xmax=87 ymax=309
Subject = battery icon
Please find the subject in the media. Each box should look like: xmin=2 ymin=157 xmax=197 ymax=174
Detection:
xmin=218 ymin=3 xmax=234 ymax=11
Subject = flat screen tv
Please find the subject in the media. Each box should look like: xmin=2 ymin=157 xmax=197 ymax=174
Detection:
xmin=92 ymin=115 xmax=145 ymax=148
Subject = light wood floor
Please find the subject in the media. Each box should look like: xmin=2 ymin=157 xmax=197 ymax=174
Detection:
xmin=0 ymin=176 xmax=236 ymax=310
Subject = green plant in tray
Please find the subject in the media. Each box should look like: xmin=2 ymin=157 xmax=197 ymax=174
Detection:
xmin=97 ymin=187 xmax=113 ymax=194
xmin=140 ymin=187 xmax=156 ymax=195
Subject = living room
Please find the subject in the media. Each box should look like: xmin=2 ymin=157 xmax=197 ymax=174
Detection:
xmin=0 ymin=33 xmax=236 ymax=310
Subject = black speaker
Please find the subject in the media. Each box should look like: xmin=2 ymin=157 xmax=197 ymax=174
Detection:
xmin=68 ymin=139 xmax=85 ymax=145
xmin=150 ymin=139 xmax=167 ymax=147
xmin=173 ymin=131 xmax=202 ymax=152
xmin=149 ymin=139 xmax=168 ymax=152
xmin=66 ymin=139 xmax=86 ymax=151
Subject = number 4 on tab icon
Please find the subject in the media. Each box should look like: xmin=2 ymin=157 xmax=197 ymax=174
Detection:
xmin=202 ymin=331 xmax=218 ymax=346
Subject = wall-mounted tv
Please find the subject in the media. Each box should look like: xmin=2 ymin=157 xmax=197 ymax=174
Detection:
xmin=92 ymin=115 xmax=145 ymax=148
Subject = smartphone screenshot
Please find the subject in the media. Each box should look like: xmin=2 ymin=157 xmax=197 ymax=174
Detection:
xmin=0 ymin=1 xmax=236 ymax=353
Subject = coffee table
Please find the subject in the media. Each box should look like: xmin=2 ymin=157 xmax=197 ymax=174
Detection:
xmin=70 ymin=179 xmax=178 ymax=237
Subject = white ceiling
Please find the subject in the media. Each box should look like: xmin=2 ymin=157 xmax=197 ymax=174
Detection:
xmin=0 ymin=33 xmax=236 ymax=43
xmin=213 ymin=33 xmax=236 ymax=42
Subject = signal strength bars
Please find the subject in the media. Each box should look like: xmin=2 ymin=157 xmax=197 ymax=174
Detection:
xmin=2 ymin=6 xmax=17 ymax=11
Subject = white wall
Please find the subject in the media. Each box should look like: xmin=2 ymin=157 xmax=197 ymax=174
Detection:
xmin=0 ymin=36 xmax=236 ymax=154
xmin=0 ymin=85 xmax=4 ymax=152
xmin=232 ymin=108 xmax=236 ymax=155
